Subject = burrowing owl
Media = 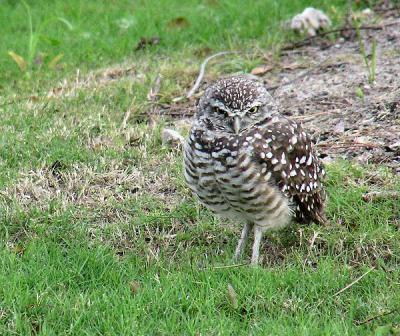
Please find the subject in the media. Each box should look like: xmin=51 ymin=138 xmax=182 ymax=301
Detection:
xmin=184 ymin=76 xmax=326 ymax=265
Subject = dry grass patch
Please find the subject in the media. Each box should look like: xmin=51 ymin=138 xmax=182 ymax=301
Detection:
xmin=46 ymin=64 xmax=142 ymax=99
xmin=0 ymin=162 xmax=142 ymax=210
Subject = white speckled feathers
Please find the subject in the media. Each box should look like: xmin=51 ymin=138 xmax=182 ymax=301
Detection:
xmin=250 ymin=116 xmax=326 ymax=224
xmin=183 ymin=76 xmax=327 ymax=264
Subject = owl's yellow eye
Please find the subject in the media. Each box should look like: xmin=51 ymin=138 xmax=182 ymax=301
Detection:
xmin=249 ymin=106 xmax=259 ymax=113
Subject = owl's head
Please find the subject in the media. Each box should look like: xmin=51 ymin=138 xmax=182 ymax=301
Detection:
xmin=196 ymin=76 xmax=278 ymax=134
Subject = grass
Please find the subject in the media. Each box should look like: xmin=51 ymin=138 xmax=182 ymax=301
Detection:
xmin=354 ymin=19 xmax=377 ymax=84
xmin=1 ymin=0 xmax=399 ymax=335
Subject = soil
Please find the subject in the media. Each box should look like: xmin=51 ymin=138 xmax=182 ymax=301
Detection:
xmin=272 ymin=14 xmax=400 ymax=174
xmin=166 ymin=11 xmax=400 ymax=175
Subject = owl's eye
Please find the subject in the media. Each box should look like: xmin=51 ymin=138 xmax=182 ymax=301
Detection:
xmin=213 ymin=107 xmax=227 ymax=115
xmin=249 ymin=106 xmax=259 ymax=113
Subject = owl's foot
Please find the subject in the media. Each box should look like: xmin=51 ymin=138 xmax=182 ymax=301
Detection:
xmin=251 ymin=225 xmax=263 ymax=266
xmin=233 ymin=222 xmax=252 ymax=262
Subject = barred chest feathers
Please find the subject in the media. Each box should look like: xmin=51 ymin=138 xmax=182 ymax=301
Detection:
xmin=184 ymin=118 xmax=295 ymax=231
xmin=183 ymin=75 xmax=326 ymax=265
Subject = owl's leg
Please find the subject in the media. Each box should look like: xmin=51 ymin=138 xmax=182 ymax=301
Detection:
xmin=251 ymin=225 xmax=263 ymax=266
xmin=233 ymin=222 xmax=252 ymax=261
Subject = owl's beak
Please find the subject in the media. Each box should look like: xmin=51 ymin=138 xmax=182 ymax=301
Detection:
xmin=233 ymin=116 xmax=241 ymax=134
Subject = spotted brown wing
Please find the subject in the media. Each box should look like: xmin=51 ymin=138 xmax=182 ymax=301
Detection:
xmin=252 ymin=118 xmax=327 ymax=225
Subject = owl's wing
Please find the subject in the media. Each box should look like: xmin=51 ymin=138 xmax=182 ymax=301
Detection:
xmin=252 ymin=119 xmax=327 ymax=225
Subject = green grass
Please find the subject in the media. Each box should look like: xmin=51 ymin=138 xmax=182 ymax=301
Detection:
xmin=1 ymin=0 xmax=348 ymax=88
xmin=1 ymin=0 xmax=399 ymax=335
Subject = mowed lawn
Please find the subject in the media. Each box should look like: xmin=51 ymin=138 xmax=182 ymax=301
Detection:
xmin=1 ymin=0 xmax=399 ymax=335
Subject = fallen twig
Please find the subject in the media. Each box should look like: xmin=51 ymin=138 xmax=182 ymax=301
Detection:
xmin=317 ymin=142 xmax=382 ymax=149
xmin=209 ymin=263 xmax=248 ymax=270
xmin=282 ymin=20 xmax=400 ymax=51
xmin=186 ymin=51 xmax=237 ymax=98
xmin=373 ymin=6 xmax=400 ymax=14
xmin=333 ymin=267 xmax=374 ymax=297
xmin=355 ymin=309 xmax=397 ymax=326
xmin=362 ymin=191 xmax=399 ymax=202
xmin=120 ymin=98 xmax=136 ymax=130
xmin=302 ymin=230 xmax=319 ymax=271
xmin=227 ymin=284 xmax=239 ymax=309
xmin=146 ymin=74 xmax=162 ymax=118
xmin=147 ymin=74 xmax=162 ymax=103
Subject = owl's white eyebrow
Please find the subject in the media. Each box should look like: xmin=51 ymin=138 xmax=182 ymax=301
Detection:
xmin=247 ymin=102 xmax=263 ymax=110
xmin=209 ymin=100 xmax=229 ymax=111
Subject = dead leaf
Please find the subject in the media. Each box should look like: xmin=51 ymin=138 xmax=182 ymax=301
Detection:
xmin=130 ymin=281 xmax=140 ymax=295
xmin=48 ymin=87 xmax=63 ymax=97
xmin=8 ymin=51 xmax=27 ymax=71
xmin=12 ymin=245 xmax=25 ymax=256
xmin=355 ymin=136 xmax=372 ymax=145
xmin=161 ymin=128 xmax=184 ymax=147
xmin=194 ymin=47 xmax=213 ymax=57
xmin=250 ymin=65 xmax=274 ymax=76
xmin=281 ymin=62 xmax=306 ymax=70
xmin=388 ymin=140 xmax=400 ymax=151
xmin=90 ymin=136 xmax=114 ymax=150
xmin=48 ymin=53 xmax=64 ymax=69
xmin=333 ymin=119 xmax=345 ymax=134
xmin=34 ymin=53 xmax=46 ymax=66
xmin=227 ymin=283 xmax=238 ymax=309
xmin=362 ymin=191 xmax=399 ymax=202
xmin=135 ymin=36 xmax=160 ymax=51
xmin=147 ymin=74 xmax=162 ymax=102
xmin=102 ymin=67 xmax=135 ymax=80
xmin=167 ymin=16 xmax=190 ymax=29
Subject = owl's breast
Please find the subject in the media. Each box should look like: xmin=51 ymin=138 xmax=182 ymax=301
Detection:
xmin=184 ymin=129 xmax=292 ymax=228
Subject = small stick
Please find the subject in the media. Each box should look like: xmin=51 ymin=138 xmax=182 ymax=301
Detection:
xmin=333 ymin=267 xmax=374 ymax=297
xmin=309 ymin=231 xmax=319 ymax=250
xmin=362 ymin=191 xmax=399 ymax=202
xmin=186 ymin=51 xmax=236 ymax=98
xmin=120 ymin=98 xmax=136 ymax=130
xmin=302 ymin=231 xmax=319 ymax=271
xmin=290 ymin=111 xmax=342 ymax=120
xmin=281 ymin=20 xmax=400 ymax=51
xmin=146 ymin=74 xmax=162 ymax=119
xmin=355 ymin=309 xmax=396 ymax=326
xmin=209 ymin=263 xmax=248 ymax=270
xmin=373 ymin=6 xmax=400 ymax=13
xmin=147 ymin=74 xmax=162 ymax=103
xmin=317 ymin=142 xmax=381 ymax=149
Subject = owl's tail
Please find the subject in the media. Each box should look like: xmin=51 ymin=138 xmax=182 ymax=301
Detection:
xmin=312 ymin=209 xmax=328 ymax=226
xmin=294 ymin=191 xmax=328 ymax=226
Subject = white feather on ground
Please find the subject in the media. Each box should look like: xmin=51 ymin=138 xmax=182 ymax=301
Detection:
xmin=290 ymin=7 xmax=331 ymax=37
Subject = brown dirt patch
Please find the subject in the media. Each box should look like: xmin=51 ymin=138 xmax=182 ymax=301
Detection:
xmin=272 ymin=16 xmax=400 ymax=173
xmin=164 ymin=14 xmax=400 ymax=174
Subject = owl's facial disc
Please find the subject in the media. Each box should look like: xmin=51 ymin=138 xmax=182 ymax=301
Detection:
xmin=208 ymin=99 xmax=265 ymax=134
xmin=208 ymin=100 xmax=243 ymax=134
xmin=197 ymin=76 xmax=279 ymax=134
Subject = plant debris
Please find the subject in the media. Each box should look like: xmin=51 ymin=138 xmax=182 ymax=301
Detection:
xmin=290 ymin=7 xmax=331 ymax=37
xmin=135 ymin=36 xmax=160 ymax=51
xmin=271 ymin=15 xmax=400 ymax=174
xmin=167 ymin=17 xmax=190 ymax=29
